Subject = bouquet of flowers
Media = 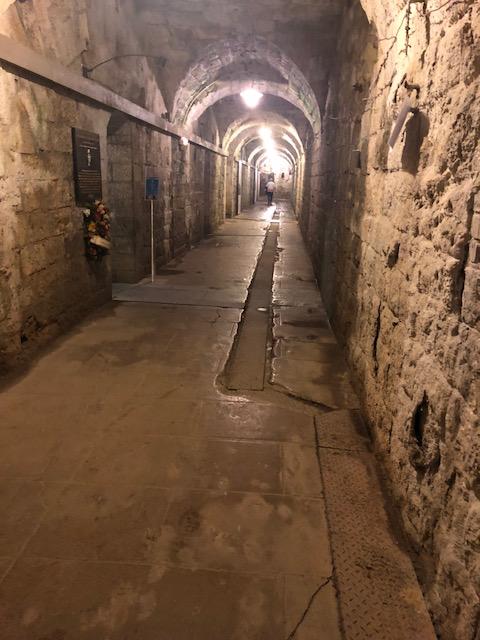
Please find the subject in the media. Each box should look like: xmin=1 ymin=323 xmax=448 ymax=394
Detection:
xmin=83 ymin=200 xmax=111 ymax=260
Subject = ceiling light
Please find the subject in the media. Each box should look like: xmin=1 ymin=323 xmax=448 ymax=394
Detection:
xmin=259 ymin=126 xmax=272 ymax=140
xmin=241 ymin=88 xmax=263 ymax=109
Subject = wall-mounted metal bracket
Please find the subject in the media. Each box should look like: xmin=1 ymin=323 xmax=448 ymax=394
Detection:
xmin=388 ymin=81 xmax=421 ymax=148
xmin=389 ymin=98 xmax=417 ymax=148
xmin=404 ymin=81 xmax=420 ymax=93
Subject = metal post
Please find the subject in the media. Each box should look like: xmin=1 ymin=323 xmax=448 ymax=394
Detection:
xmin=237 ymin=160 xmax=242 ymax=215
xmin=150 ymin=198 xmax=155 ymax=282
xmin=145 ymin=177 xmax=159 ymax=282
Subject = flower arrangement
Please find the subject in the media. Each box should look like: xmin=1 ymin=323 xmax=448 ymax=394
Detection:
xmin=83 ymin=200 xmax=111 ymax=260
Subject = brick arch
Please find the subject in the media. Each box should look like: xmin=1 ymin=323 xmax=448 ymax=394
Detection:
xmin=172 ymin=36 xmax=320 ymax=133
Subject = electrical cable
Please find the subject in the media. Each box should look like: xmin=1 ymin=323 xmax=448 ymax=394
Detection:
xmin=84 ymin=54 xmax=166 ymax=74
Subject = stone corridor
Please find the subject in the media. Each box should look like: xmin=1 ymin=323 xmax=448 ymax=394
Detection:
xmin=1 ymin=1 xmax=479 ymax=638
xmin=0 ymin=202 xmax=435 ymax=639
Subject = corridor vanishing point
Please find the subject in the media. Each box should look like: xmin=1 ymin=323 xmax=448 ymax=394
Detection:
xmin=0 ymin=1 xmax=479 ymax=639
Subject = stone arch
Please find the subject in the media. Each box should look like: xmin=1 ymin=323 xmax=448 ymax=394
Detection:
xmin=232 ymin=130 xmax=301 ymax=161
xmin=249 ymin=147 xmax=296 ymax=167
xmin=257 ymin=150 xmax=292 ymax=164
xmin=223 ymin=111 xmax=304 ymax=153
xmin=245 ymin=136 xmax=299 ymax=162
xmin=227 ymin=122 xmax=304 ymax=160
xmin=172 ymin=36 xmax=321 ymax=133
xmin=184 ymin=80 xmax=319 ymax=131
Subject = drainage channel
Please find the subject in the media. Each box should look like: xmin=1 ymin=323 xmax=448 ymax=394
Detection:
xmin=223 ymin=215 xmax=279 ymax=391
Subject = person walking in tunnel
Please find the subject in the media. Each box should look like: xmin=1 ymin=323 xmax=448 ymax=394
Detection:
xmin=265 ymin=177 xmax=275 ymax=206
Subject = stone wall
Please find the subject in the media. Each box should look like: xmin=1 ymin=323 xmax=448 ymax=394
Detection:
xmin=302 ymin=1 xmax=480 ymax=638
xmin=171 ymin=141 xmax=225 ymax=255
xmin=108 ymin=117 xmax=227 ymax=283
xmin=223 ymin=155 xmax=259 ymax=217
xmin=0 ymin=68 xmax=112 ymax=371
xmin=190 ymin=144 xmax=210 ymax=242
xmin=108 ymin=118 xmax=174 ymax=283
xmin=240 ymin=163 xmax=253 ymax=211
xmin=0 ymin=0 xmax=165 ymax=113
xmin=293 ymin=156 xmax=305 ymax=215
xmin=275 ymin=170 xmax=293 ymax=199
xmin=0 ymin=0 xmax=163 ymax=368
xmin=0 ymin=0 xmax=226 ymax=369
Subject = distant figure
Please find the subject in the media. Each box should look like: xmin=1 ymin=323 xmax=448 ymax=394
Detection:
xmin=265 ymin=178 xmax=275 ymax=206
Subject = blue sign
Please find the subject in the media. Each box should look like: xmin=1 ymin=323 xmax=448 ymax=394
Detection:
xmin=145 ymin=177 xmax=159 ymax=200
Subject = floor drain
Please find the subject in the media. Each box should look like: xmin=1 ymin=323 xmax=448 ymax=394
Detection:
xmin=224 ymin=224 xmax=278 ymax=390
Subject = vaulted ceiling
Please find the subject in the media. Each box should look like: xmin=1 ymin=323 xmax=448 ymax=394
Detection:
xmin=133 ymin=0 xmax=346 ymax=113
xmin=131 ymin=0 xmax=346 ymax=166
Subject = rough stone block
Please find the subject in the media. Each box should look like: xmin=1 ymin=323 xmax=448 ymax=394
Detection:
xmin=470 ymin=239 xmax=480 ymax=263
xmin=461 ymin=267 xmax=480 ymax=329
xmin=473 ymin=191 xmax=480 ymax=214
xmin=472 ymin=214 xmax=480 ymax=240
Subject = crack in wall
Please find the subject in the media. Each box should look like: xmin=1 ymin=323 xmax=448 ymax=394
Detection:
xmin=372 ymin=302 xmax=381 ymax=376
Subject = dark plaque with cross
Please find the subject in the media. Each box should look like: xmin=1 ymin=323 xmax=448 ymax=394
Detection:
xmin=72 ymin=128 xmax=103 ymax=205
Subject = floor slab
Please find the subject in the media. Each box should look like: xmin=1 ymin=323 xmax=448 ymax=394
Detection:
xmin=74 ymin=433 xmax=285 ymax=494
xmin=0 ymin=559 xmax=285 ymax=640
xmin=25 ymin=483 xmax=170 ymax=562
xmin=158 ymin=490 xmax=331 ymax=576
xmin=0 ymin=202 xmax=435 ymax=639
xmin=198 ymin=400 xmax=316 ymax=444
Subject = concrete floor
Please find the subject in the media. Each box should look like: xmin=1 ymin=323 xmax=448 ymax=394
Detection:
xmin=0 ymin=202 xmax=436 ymax=639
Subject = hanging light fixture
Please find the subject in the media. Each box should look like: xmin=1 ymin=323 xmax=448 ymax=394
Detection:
xmin=241 ymin=88 xmax=263 ymax=109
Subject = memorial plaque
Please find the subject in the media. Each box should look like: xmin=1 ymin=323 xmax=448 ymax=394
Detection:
xmin=72 ymin=128 xmax=103 ymax=205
